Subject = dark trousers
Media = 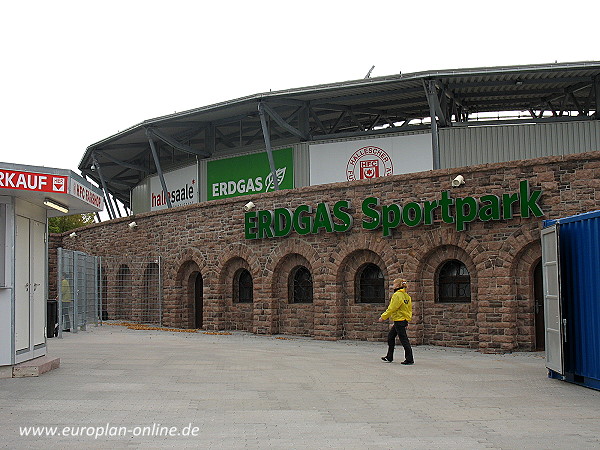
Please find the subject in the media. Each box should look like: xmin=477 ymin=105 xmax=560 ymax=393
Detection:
xmin=386 ymin=320 xmax=413 ymax=362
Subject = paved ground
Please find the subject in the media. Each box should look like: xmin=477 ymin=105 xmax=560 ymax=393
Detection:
xmin=1 ymin=323 xmax=599 ymax=450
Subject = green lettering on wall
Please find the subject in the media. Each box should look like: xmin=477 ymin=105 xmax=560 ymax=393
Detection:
xmin=273 ymin=208 xmax=293 ymax=237
xmin=519 ymin=180 xmax=544 ymax=218
xmin=362 ymin=197 xmax=381 ymax=230
xmin=332 ymin=201 xmax=353 ymax=232
xmin=502 ymin=193 xmax=519 ymax=219
xmin=244 ymin=211 xmax=258 ymax=239
xmin=440 ymin=191 xmax=455 ymax=224
xmin=479 ymin=195 xmax=501 ymax=221
xmin=381 ymin=204 xmax=401 ymax=237
xmin=243 ymin=181 xmax=544 ymax=240
xmin=312 ymin=202 xmax=334 ymax=234
xmin=293 ymin=205 xmax=313 ymax=235
xmin=423 ymin=200 xmax=439 ymax=225
xmin=402 ymin=202 xmax=423 ymax=227
xmin=455 ymin=197 xmax=478 ymax=231
xmin=257 ymin=210 xmax=274 ymax=238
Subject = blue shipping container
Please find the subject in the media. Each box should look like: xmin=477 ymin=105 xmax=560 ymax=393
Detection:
xmin=544 ymin=210 xmax=600 ymax=390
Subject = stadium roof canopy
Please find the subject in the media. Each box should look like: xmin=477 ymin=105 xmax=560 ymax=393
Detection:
xmin=79 ymin=61 xmax=600 ymax=214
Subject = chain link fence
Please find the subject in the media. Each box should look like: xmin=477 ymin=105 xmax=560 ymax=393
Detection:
xmin=56 ymin=249 xmax=163 ymax=336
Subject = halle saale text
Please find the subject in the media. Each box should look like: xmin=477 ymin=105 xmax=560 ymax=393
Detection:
xmin=244 ymin=180 xmax=543 ymax=239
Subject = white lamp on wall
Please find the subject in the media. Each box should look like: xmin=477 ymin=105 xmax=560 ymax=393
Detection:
xmin=243 ymin=201 xmax=255 ymax=212
xmin=451 ymin=175 xmax=465 ymax=187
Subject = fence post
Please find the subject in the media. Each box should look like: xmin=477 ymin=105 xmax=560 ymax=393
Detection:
xmin=72 ymin=252 xmax=79 ymax=333
xmin=57 ymin=247 xmax=63 ymax=339
xmin=158 ymin=256 xmax=163 ymax=327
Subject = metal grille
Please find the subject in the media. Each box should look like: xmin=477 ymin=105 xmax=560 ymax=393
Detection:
xmin=100 ymin=256 xmax=162 ymax=325
xmin=57 ymin=250 xmax=163 ymax=335
xmin=57 ymin=248 xmax=99 ymax=335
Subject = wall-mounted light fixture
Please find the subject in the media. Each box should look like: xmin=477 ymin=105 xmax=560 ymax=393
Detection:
xmin=243 ymin=201 xmax=255 ymax=212
xmin=451 ymin=175 xmax=465 ymax=187
xmin=44 ymin=198 xmax=69 ymax=214
xmin=69 ymin=232 xmax=77 ymax=238
xmin=128 ymin=221 xmax=138 ymax=229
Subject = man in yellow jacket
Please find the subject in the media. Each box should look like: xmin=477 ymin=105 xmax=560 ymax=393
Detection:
xmin=378 ymin=278 xmax=414 ymax=364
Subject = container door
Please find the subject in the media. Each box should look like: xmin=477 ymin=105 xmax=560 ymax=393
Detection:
xmin=541 ymin=224 xmax=563 ymax=374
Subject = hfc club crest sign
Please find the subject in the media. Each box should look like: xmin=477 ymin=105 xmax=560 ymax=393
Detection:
xmin=346 ymin=146 xmax=393 ymax=181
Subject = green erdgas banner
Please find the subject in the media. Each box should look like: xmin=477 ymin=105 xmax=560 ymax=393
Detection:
xmin=207 ymin=148 xmax=294 ymax=200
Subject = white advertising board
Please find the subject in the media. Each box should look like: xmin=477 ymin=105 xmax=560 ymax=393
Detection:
xmin=150 ymin=164 xmax=199 ymax=211
xmin=69 ymin=178 xmax=104 ymax=210
xmin=309 ymin=133 xmax=432 ymax=185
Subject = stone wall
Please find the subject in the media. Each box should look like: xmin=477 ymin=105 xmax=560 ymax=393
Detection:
xmin=49 ymin=151 xmax=600 ymax=353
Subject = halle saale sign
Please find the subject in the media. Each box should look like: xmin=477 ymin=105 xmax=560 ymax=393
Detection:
xmin=244 ymin=180 xmax=543 ymax=239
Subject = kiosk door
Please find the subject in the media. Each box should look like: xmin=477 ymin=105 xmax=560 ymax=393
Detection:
xmin=15 ymin=214 xmax=46 ymax=363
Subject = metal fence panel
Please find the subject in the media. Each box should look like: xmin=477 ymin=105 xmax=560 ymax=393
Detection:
xmin=58 ymin=250 xmax=163 ymax=335
xmin=57 ymin=248 xmax=99 ymax=336
xmin=99 ymin=256 xmax=162 ymax=326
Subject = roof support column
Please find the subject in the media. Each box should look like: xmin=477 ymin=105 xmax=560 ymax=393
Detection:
xmin=92 ymin=154 xmax=116 ymax=220
xmin=258 ymin=102 xmax=280 ymax=191
xmin=146 ymin=134 xmax=173 ymax=209
xmin=113 ymin=195 xmax=123 ymax=218
xmin=595 ymin=75 xmax=600 ymax=119
xmin=424 ymin=80 xmax=441 ymax=170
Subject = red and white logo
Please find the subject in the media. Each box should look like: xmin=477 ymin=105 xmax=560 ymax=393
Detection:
xmin=346 ymin=146 xmax=393 ymax=181
xmin=52 ymin=176 xmax=66 ymax=192
xmin=360 ymin=160 xmax=379 ymax=179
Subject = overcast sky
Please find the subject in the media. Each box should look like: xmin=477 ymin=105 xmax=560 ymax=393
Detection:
xmin=2 ymin=0 xmax=598 ymax=174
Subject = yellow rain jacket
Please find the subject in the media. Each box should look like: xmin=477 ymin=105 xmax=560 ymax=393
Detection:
xmin=380 ymin=288 xmax=412 ymax=322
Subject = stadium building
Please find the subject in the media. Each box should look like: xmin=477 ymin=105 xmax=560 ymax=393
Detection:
xmin=50 ymin=61 xmax=600 ymax=353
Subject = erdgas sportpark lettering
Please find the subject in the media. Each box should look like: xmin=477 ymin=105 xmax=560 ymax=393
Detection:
xmin=244 ymin=180 xmax=543 ymax=239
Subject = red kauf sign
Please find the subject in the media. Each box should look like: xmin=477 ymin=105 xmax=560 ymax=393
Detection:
xmin=0 ymin=168 xmax=68 ymax=193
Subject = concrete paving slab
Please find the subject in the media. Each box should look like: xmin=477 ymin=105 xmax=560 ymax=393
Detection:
xmin=1 ymin=324 xmax=599 ymax=449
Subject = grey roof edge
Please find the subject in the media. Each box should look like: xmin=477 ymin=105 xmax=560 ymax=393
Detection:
xmin=79 ymin=60 xmax=600 ymax=170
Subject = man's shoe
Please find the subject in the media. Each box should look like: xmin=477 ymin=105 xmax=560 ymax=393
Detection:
xmin=381 ymin=357 xmax=393 ymax=362
xmin=401 ymin=360 xmax=414 ymax=365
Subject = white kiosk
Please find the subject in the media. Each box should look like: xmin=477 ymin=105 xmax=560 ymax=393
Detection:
xmin=0 ymin=162 xmax=103 ymax=374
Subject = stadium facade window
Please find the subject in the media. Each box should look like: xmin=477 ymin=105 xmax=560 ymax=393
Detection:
xmin=234 ymin=268 xmax=253 ymax=303
xmin=356 ymin=263 xmax=385 ymax=303
xmin=437 ymin=259 xmax=471 ymax=303
xmin=289 ymin=266 xmax=313 ymax=304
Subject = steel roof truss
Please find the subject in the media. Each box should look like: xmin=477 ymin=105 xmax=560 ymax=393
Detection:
xmin=329 ymin=110 xmax=348 ymax=134
xmin=96 ymin=150 xmax=150 ymax=175
xmin=146 ymin=127 xmax=211 ymax=158
xmin=259 ymin=102 xmax=309 ymax=141
xmin=347 ymin=108 xmax=365 ymax=132
xmin=308 ymin=105 xmax=328 ymax=134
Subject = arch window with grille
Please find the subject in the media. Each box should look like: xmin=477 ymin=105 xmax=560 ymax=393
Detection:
xmin=234 ymin=269 xmax=253 ymax=303
xmin=437 ymin=259 xmax=471 ymax=303
xmin=289 ymin=266 xmax=313 ymax=303
xmin=356 ymin=263 xmax=385 ymax=303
